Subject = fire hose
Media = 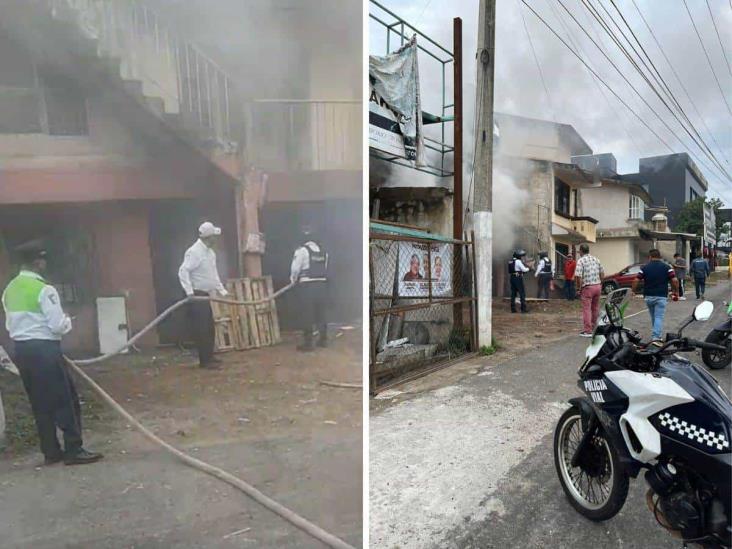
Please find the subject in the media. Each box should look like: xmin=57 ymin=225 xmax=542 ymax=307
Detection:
xmin=61 ymin=282 xmax=356 ymax=549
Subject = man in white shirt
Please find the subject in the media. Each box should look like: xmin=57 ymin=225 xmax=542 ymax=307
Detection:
xmin=290 ymin=224 xmax=329 ymax=351
xmin=2 ymin=246 xmax=102 ymax=466
xmin=178 ymin=222 xmax=229 ymax=368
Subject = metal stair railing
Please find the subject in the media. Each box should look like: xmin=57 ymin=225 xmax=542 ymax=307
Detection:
xmin=48 ymin=0 xmax=239 ymax=147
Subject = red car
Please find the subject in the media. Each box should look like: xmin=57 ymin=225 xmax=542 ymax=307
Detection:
xmin=601 ymin=263 xmax=644 ymax=294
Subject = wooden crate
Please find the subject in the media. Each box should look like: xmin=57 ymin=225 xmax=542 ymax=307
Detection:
xmin=212 ymin=276 xmax=282 ymax=352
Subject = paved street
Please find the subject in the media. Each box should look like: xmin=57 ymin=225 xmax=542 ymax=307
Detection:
xmin=370 ymin=281 xmax=731 ymax=549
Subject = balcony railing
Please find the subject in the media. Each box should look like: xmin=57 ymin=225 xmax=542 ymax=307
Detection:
xmin=245 ymin=100 xmax=361 ymax=172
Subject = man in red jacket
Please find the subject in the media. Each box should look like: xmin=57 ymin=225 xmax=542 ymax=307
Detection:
xmin=564 ymin=254 xmax=577 ymax=300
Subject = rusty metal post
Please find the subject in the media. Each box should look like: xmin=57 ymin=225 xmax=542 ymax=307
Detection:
xmin=453 ymin=17 xmax=463 ymax=329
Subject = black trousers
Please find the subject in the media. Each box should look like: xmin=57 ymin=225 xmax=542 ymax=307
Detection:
xmin=188 ymin=290 xmax=215 ymax=365
xmin=510 ymin=276 xmax=527 ymax=312
xmin=12 ymin=340 xmax=83 ymax=458
xmin=537 ymin=273 xmax=552 ymax=299
xmin=298 ymin=281 xmax=328 ymax=343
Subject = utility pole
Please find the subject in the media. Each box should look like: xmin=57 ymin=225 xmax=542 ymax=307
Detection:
xmin=473 ymin=0 xmax=496 ymax=348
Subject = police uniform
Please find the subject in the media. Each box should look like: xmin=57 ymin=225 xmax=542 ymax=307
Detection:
xmin=508 ymin=251 xmax=530 ymax=313
xmin=1 ymin=248 xmax=102 ymax=465
xmin=290 ymin=238 xmax=329 ymax=351
xmin=535 ymin=253 xmax=554 ymax=300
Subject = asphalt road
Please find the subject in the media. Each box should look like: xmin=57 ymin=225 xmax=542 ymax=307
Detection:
xmin=0 ymin=429 xmax=362 ymax=548
xmin=370 ymin=280 xmax=731 ymax=549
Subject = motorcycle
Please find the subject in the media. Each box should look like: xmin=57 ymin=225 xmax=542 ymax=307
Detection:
xmin=553 ymin=288 xmax=731 ymax=547
xmin=702 ymin=301 xmax=731 ymax=370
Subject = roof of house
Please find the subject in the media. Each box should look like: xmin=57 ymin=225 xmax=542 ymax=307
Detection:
xmin=494 ymin=112 xmax=593 ymax=157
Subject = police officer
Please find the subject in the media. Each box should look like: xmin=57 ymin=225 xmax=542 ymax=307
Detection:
xmin=508 ymin=249 xmax=530 ymax=313
xmin=1 ymin=246 xmax=103 ymax=466
xmin=290 ymin=225 xmax=328 ymax=351
xmin=535 ymin=251 xmax=554 ymax=299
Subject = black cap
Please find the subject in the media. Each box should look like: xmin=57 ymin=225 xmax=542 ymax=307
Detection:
xmin=15 ymin=243 xmax=47 ymax=264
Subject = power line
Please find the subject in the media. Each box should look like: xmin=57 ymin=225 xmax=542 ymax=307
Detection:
xmin=705 ymin=0 xmax=732 ymax=77
xmin=519 ymin=0 xmax=678 ymax=155
xmin=545 ymin=0 xmax=643 ymax=156
xmin=630 ymin=0 xmax=731 ymax=166
xmin=682 ymin=0 xmax=732 ymax=116
xmin=562 ymin=0 xmax=732 ymax=183
xmin=516 ymin=0 xmax=556 ymax=122
xmin=601 ymin=0 xmax=731 ymax=175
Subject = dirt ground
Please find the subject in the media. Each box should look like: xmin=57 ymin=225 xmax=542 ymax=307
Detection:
xmin=1 ymin=329 xmax=362 ymax=460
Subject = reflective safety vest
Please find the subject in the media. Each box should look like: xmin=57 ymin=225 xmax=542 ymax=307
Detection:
xmin=300 ymin=243 xmax=328 ymax=282
xmin=1 ymin=271 xmax=70 ymax=341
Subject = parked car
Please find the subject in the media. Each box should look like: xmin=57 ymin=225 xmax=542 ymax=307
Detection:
xmin=601 ymin=263 xmax=643 ymax=294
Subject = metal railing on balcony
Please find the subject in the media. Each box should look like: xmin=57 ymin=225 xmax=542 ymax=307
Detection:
xmin=369 ymin=0 xmax=455 ymax=178
xmin=48 ymin=0 xmax=241 ymax=148
xmin=245 ymin=100 xmax=361 ymax=172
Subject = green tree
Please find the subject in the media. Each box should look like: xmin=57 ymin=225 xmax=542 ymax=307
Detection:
xmin=675 ymin=197 xmax=726 ymax=241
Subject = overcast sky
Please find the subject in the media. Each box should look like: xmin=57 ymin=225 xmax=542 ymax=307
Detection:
xmin=370 ymin=0 xmax=732 ymax=206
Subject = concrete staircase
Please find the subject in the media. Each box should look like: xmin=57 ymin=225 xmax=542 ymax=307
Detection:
xmin=44 ymin=0 xmax=241 ymax=155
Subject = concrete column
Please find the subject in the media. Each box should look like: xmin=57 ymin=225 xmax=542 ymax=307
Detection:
xmin=238 ymin=168 xmax=265 ymax=277
xmin=475 ymin=211 xmax=493 ymax=348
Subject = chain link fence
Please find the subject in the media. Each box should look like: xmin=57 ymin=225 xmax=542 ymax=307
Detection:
xmin=369 ymin=229 xmax=477 ymax=393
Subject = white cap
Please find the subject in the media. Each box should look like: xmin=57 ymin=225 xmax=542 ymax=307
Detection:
xmin=198 ymin=221 xmax=222 ymax=237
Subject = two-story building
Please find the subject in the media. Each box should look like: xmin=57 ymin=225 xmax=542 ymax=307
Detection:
xmin=0 ymin=0 xmax=361 ymax=353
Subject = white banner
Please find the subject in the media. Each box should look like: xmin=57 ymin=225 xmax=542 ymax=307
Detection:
xmin=369 ymin=36 xmax=425 ymax=166
xmin=398 ymin=241 xmax=452 ymax=297
xmin=703 ymin=203 xmax=716 ymax=247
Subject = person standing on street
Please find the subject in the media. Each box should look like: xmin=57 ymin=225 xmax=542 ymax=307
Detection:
xmin=564 ymin=254 xmax=577 ymax=301
xmin=290 ymin=224 xmax=329 ymax=351
xmin=178 ymin=221 xmax=228 ymax=369
xmin=633 ymin=249 xmax=679 ymax=341
xmin=574 ymin=243 xmax=604 ymax=337
xmin=508 ymin=249 xmax=530 ymax=313
xmin=534 ymin=251 xmax=554 ymax=300
xmin=690 ymin=253 xmax=710 ymax=299
xmin=672 ymin=253 xmax=687 ymax=300
xmin=1 ymin=246 xmax=103 ymax=466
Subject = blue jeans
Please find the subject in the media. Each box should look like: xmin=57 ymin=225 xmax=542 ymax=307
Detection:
xmin=694 ymin=277 xmax=706 ymax=299
xmin=645 ymin=296 xmax=668 ymax=341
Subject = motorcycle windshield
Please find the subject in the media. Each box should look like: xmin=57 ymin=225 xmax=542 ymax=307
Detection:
xmin=593 ymin=288 xmax=632 ymax=334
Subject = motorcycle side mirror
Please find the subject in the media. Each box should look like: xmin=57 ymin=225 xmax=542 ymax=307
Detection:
xmin=693 ymin=301 xmax=714 ymax=322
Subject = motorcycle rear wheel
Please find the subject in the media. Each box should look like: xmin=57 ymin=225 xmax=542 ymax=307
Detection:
xmin=554 ymin=406 xmax=629 ymax=521
xmin=701 ymin=330 xmax=731 ymax=370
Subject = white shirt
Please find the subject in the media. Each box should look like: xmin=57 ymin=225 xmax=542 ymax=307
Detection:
xmin=178 ymin=239 xmax=228 ymax=296
xmin=535 ymin=258 xmax=555 ymax=278
xmin=290 ymin=241 xmax=328 ymax=283
xmin=513 ymin=259 xmax=530 ymax=273
xmin=2 ymin=271 xmax=72 ymax=341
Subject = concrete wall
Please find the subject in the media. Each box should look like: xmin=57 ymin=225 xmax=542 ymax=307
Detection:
xmin=582 ymin=185 xmax=629 ymax=228
xmin=494 ymin=114 xmax=591 ymax=163
xmin=591 ymin=239 xmax=636 ymax=276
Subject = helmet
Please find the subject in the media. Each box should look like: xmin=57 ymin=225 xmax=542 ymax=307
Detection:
xmin=512 ymin=249 xmax=526 ymax=259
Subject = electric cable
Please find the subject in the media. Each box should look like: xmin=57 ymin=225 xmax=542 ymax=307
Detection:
xmin=517 ymin=0 xmax=557 ymax=122
xmin=682 ymin=0 xmax=732 ymax=116
xmin=630 ymin=0 xmax=731 ymax=166
xmin=567 ymin=0 xmax=732 ymax=183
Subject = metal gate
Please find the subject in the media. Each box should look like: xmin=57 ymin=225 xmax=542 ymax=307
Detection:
xmin=369 ymin=223 xmax=477 ymax=394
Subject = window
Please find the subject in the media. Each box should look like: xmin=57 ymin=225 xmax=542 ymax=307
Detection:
xmin=40 ymin=68 xmax=88 ymax=136
xmin=690 ymin=188 xmax=700 ymax=202
xmin=0 ymin=29 xmax=88 ymax=136
xmin=554 ymin=178 xmax=571 ymax=217
xmin=629 ymin=194 xmax=645 ymax=220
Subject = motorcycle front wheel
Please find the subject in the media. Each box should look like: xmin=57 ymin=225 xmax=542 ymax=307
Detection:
xmin=701 ymin=330 xmax=731 ymax=370
xmin=554 ymin=406 xmax=629 ymax=521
